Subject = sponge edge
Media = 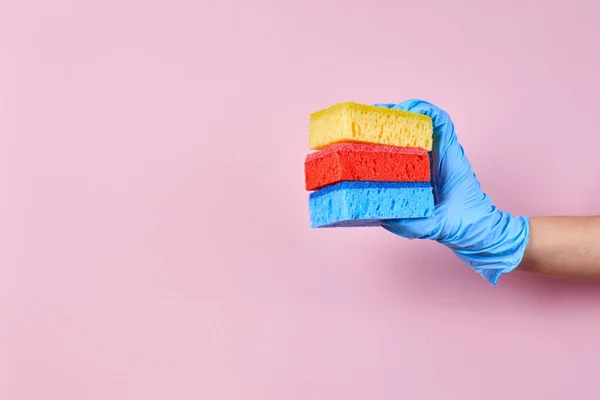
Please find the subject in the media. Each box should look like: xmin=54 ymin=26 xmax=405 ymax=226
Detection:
xmin=308 ymin=181 xmax=434 ymax=228
xmin=304 ymin=142 xmax=431 ymax=190
xmin=309 ymin=102 xmax=433 ymax=151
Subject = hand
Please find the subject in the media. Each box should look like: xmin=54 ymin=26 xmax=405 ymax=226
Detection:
xmin=374 ymin=99 xmax=530 ymax=285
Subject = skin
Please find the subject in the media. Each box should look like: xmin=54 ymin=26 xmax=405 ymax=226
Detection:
xmin=518 ymin=216 xmax=600 ymax=281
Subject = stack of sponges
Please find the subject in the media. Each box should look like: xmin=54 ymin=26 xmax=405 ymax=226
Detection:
xmin=304 ymin=102 xmax=435 ymax=228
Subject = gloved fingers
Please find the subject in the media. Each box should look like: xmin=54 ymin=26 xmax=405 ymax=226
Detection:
xmin=372 ymin=103 xmax=396 ymax=108
xmin=380 ymin=216 xmax=443 ymax=241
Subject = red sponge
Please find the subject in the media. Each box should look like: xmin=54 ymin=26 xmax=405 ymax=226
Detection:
xmin=304 ymin=143 xmax=430 ymax=191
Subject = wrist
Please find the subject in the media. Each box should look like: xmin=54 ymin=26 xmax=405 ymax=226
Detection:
xmin=444 ymin=209 xmax=531 ymax=284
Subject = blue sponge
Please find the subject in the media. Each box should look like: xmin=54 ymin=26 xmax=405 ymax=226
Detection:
xmin=308 ymin=181 xmax=434 ymax=228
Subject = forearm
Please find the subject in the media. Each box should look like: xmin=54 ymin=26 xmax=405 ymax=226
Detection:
xmin=518 ymin=216 xmax=600 ymax=280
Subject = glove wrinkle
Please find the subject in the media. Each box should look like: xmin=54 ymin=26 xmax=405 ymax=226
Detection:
xmin=376 ymin=99 xmax=530 ymax=285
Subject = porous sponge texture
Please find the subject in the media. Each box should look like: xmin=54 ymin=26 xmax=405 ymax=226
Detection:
xmin=309 ymin=102 xmax=433 ymax=151
xmin=308 ymin=181 xmax=434 ymax=228
xmin=304 ymin=143 xmax=430 ymax=191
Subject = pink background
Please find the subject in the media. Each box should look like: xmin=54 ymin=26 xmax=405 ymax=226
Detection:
xmin=2 ymin=0 xmax=600 ymax=399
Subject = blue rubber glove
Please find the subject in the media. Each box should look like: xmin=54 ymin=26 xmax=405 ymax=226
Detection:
xmin=374 ymin=99 xmax=530 ymax=285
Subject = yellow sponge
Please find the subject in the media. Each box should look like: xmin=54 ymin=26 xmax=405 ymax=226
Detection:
xmin=309 ymin=102 xmax=433 ymax=151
